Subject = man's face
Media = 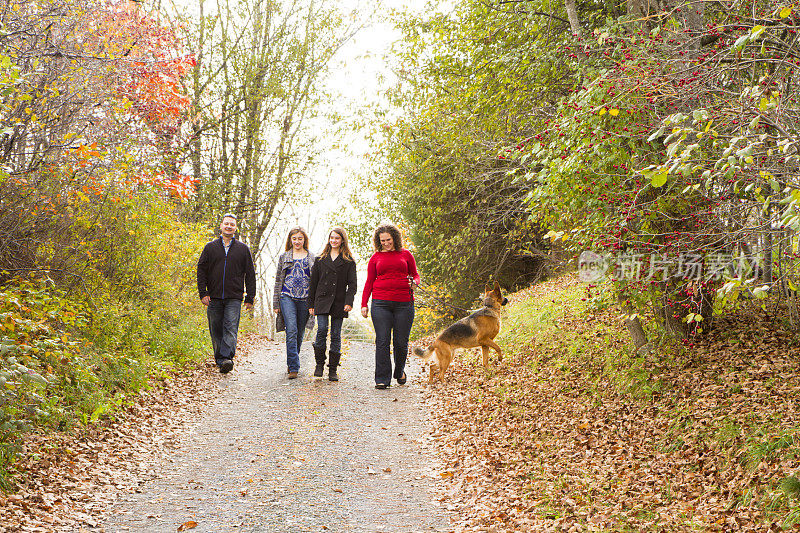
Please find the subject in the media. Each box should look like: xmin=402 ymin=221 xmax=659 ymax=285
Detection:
xmin=220 ymin=216 xmax=237 ymax=237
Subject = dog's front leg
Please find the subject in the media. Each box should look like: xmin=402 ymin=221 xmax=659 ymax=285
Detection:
xmin=485 ymin=339 xmax=502 ymax=361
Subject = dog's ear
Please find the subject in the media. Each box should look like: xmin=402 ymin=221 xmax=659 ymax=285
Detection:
xmin=484 ymin=283 xmax=493 ymax=295
xmin=492 ymin=281 xmax=502 ymax=297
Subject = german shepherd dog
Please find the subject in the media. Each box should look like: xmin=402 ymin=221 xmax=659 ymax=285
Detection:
xmin=414 ymin=281 xmax=508 ymax=383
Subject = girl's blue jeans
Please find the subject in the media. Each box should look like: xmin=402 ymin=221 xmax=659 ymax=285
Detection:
xmin=280 ymin=294 xmax=309 ymax=372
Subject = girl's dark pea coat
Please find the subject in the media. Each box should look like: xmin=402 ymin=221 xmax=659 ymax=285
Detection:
xmin=307 ymin=254 xmax=357 ymax=318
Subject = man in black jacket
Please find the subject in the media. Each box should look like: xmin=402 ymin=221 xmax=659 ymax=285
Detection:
xmin=197 ymin=213 xmax=256 ymax=373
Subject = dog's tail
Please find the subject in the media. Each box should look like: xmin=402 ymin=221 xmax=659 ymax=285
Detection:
xmin=413 ymin=345 xmax=436 ymax=362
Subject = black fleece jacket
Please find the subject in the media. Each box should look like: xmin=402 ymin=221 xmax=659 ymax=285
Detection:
xmin=197 ymin=237 xmax=257 ymax=303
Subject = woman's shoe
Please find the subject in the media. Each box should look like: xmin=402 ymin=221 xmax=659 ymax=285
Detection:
xmin=219 ymin=359 xmax=234 ymax=374
xmin=375 ymin=383 xmax=389 ymax=389
xmin=396 ymin=372 xmax=407 ymax=385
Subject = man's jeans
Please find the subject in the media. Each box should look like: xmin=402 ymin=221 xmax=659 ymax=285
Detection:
xmin=207 ymin=298 xmax=242 ymax=365
xmin=371 ymin=299 xmax=415 ymax=385
xmin=313 ymin=315 xmax=344 ymax=354
xmin=280 ymin=294 xmax=310 ymax=372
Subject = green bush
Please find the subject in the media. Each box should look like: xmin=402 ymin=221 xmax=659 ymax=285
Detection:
xmin=0 ymin=197 xmax=213 ymax=489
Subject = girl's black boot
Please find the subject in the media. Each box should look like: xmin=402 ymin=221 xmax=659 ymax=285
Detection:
xmin=313 ymin=344 xmax=326 ymax=377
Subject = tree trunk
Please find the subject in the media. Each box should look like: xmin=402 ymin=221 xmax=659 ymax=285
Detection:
xmin=763 ymin=200 xmax=774 ymax=284
xmin=563 ymin=0 xmax=587 ymax=60
xmin=618 ymin=295 xmax=650 ymax=351
xmin=626 ymin=0 xmax=654 ymax=20
xmin=564 ymin=0 xmax=582 ymax=36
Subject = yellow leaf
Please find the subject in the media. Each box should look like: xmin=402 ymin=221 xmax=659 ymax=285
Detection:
xmin=177 ymin=521 xmax=197 ymax=531
xmin=780 ymin=6 xmax=792 ymax=18
xmin=440 ymin=471 xmax=454 ymax=479
xmin=609 ymin=108 xmax=620 ymax=116
xmin=599 ymin=108 xmax=607 ymax=115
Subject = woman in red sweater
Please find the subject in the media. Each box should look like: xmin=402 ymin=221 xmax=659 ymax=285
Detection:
xmin=361 ymin=224 xmax=420 ymax=389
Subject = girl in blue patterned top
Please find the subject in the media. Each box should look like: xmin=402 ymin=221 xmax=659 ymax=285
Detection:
xmin=273 ymin=227 xmax=316 ymax=378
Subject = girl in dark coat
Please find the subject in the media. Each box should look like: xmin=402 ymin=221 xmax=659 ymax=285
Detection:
xmin=308 ymin=227 xmax=357 ymax=381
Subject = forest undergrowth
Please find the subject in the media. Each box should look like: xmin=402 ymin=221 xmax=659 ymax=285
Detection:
xmin=424 ymin=273 xmax=800 ymax=532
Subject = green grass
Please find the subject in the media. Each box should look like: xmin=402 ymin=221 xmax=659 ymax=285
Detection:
xmin=497 ymin=283 xmax=587 ymax=351
xmin=743 ymin=430 xmax=800 ymax=472
xmin=496 ymin=281 xmax=666 ymax=399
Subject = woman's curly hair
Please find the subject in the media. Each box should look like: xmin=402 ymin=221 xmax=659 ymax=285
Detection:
xmin=372 ymin=224 xmax=403 ymax=252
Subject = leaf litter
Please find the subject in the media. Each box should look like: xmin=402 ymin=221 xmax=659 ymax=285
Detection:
xmin=6 ymin=287 xmax=800 ymax=533
xmin=420 ymin=274 xmax=800 ymax=532
xmin=0 ymin=334 xmax=270 ymax=532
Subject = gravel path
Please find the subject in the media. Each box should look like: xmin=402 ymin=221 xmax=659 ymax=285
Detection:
xmin=101 ymin=340 xmax=453 ymax=533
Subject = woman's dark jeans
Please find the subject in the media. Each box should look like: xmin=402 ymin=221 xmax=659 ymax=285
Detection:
xmin=313 ymin=315 xmax=344 ymax=354
xmin=370 ymin=299 xmax=414 ymax=386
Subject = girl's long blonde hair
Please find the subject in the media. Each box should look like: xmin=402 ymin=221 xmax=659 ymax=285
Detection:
xmin=319 ymin=227 xmax=354 ymax=261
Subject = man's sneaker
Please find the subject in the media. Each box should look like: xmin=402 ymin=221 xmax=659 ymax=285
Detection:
xmin=288 ymin=371 xmax=298 ymax=379
xmin=219 ymin=359 xmax=234 ymax=374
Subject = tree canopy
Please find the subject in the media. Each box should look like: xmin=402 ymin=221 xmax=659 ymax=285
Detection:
xmin=383 ymin=0 xmax=800 ymax=340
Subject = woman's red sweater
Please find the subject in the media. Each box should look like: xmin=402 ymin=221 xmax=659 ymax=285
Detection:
xmin=361 ymin=249 xmax=420 ymax=307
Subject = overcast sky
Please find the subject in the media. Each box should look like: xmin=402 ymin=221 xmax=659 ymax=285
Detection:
xmin=306 ymin=0 xmax=424 ymax=235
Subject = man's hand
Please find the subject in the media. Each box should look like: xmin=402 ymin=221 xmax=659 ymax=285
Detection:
xmin=361 ymin=307 xmax=368 ymax=318
xmin=201 ymin=296 xmax=210 ymax=306
xmin=344 ymin=305 xmax=352 ymax=313
xmin=244 ymin=302 xmax=253 ymax=311
xmin=274 ymin=308 xmax=280 ymax=314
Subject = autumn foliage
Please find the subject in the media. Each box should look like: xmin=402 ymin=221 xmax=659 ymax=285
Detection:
xmin=427 ymin=275 xmax=800 ymax=531
xmin=0 ymin=0 xmax=198 ymax=282
xmin=0 ymin=0 xmax=205 ymax=487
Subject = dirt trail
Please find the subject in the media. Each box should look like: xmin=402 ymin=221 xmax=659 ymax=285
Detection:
xmin=100 ymin=340 xmax=453 ymax=533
